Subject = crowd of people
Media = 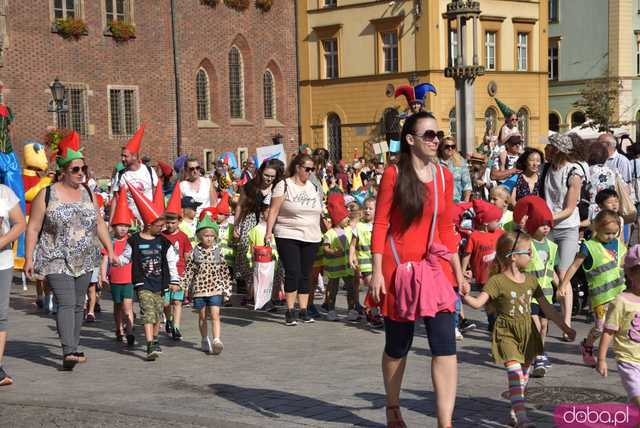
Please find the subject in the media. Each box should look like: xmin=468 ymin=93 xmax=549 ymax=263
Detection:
xmin=0 ymin=100 xmax=639 ymax=428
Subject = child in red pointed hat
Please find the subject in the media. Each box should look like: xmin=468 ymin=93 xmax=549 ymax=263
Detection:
xmin=322 ymin=193 xmax=356 ymax=321
xmin=161 ymin=184 xmax=192 ymax=340
xmin=124 ymin=182 xmax=180 ymax=361
xmin=215 ymin=192 xmax=235 ymax=268
xmin=102 ymin=189 xmax=135 ymax=345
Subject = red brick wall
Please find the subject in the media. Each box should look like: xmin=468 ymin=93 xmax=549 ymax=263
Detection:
xmin=1 ymin=0 xmax=298 ymax=178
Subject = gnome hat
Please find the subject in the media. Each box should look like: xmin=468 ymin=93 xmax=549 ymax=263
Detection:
xmin=196 ymin=212 xmax=219 ymax=234
xmin=414 ymin=83 xmax=437 ymax=104
xmin=513 ymin=195 xmax=553 ymax=235
xmin=217 ymin=192 xmax=231 ymax=216
xmin=111 ymin=187 xmax=134 ymax=226
xmin=327 ymin=192 xmax=349 ymax=225
xmin=394 ymin=85 xmax=417 ymax=107
xmin=124 ymin=125 xmax=144 ymax=154
xmin=473 ymin=199 xmax=503 ymax=225
xmin=157 ymin=161 xmax=173 ymax=178
xmin=494 ymin=97 xmax=515 ymax=119
xmin=56 ymin=131 xmax=83 ymax=168
xmin=165 ymin=183 xmax=182 ymax=216
xmin=199 ymin=207 xmax=219 ymax=222
xmin=152 ymin=179 xmax=166 ymax=214
xmin=126 ymin=180 xmax=163 ymax=225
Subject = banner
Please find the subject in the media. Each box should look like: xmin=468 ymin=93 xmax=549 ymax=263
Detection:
xmin=256 ymin=144 xmax=286 ymax=167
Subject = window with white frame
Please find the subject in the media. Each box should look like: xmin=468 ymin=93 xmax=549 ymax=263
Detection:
xmin=109 ymin=86 xmax=138 ymax=136
xmin=53 ymin=0 xmax=77 ymax=19
xmin=381 ymin=31 xmax=398 ymax=73
xmin=196 ymin=68 xmax=210 ymax=121
xmin=485 ymin=31 xmax=496 ymax=71
xmin=228 ymin=46 xmax=245 ymax=119
xmin=450 ymin=30 xmax=458 ymax=66
xmin=324 ymin=0 xmax=336 ymax=7
xmin=237 ymin=147 xmax=248 ymax=167
xmin=57 ymin=84 xmax=89 ymax=136
xmin=549 ymin=0 xmax=559 ymax=23
xmin=517 ymin=32 xmax=528 ymax=71
xmin=637 ymin=41 xmax=640 ymax=76
xmin=549 ymin=40 xmax=559 ymax=80
xmin=105 ymin=0 xmax=131 ymax=23
xmin=203 ymin=149 xmax=215 ymax=173
xmin=323 ymin=38 xmax=338 ymax=79
xmin=263 ymin=70 xmax=275 ymax=120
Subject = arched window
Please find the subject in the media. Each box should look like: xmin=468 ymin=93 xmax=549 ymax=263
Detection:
xmin=517 ymin=107 xmax=529 ymax=145
xmin=484 ymin=107 xmax=498 ymax=135
xmin=449 ymin=108 xmax=457 ymax=137
xmin=196 ymin=68 xmax=210 ymax=121
xmin=549 ymin=112 xmax=561 ymax=132
xmin=228 ymin=47 xmax=244 ymax=119
xmin=570 ymin=110 xmax=586 ymax=128
xmin=327 ymin=113 xmax=342 ymax=163
xmin=263 ymin=70 xmax=275 ymax=120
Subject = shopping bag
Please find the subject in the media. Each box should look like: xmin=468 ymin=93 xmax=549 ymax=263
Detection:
xmin=253 ymin=260 xmax=275 ymax=310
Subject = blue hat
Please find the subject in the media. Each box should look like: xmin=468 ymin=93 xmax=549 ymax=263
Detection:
xmin=414 ymin=83 xmax=437 ymax=105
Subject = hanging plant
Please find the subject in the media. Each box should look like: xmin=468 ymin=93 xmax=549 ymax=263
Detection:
xmin=54 ymin=18 xmax=88 ymax=40
xmin=109 ymin=20 xmax=136 ymax=42
xmin=255 ymin=0 xmax=272 ymax=12
xmin=224 ymin=0 xmax=250 ymax=11
xmin=200 ymin=0 xmax=220 ymax=7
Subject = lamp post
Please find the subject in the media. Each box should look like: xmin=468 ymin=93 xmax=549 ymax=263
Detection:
xmin=444 ymin=1 xmax=484 ymax=156
xmin=48 ymin=77 xmax=68 ymax=128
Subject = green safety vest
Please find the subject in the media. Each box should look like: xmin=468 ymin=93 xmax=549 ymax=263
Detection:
xmin=583 ymin=239 xmax=626 ymax=308
xmin=355 ymin=222 xmax=373 ymax=274
xmin=219 ymin=222 xmax=235 ymax=267
xmin=323 ymin=227 xmax=354 ymax=279
xmin=524 ymin=239 xmax=557 ymax=305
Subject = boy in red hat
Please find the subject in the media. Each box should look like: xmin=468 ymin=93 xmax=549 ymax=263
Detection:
xmin=461 ymin=199 xmax=505 ymax=332
xmin=161 ymin=185 xmax=192 ymax=341
xmin=323 ymin=193 xmax=355 ymax=321
xmin=101 ymin=189 xmax=136 ymax=346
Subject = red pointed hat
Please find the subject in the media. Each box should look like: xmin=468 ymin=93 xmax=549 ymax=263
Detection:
xmin=56 ymin=131 xmax=81 ymax=158
xmin=217 ymin=191 xmax=231 ymax=216
xmin=513 ymin=195 xmax=553 ymax=235
xmin=152 ymin=179 xmax=165 ymax=214
xmin=165 ymin=183 xmax=182 ymax=215
xmin=111 ymin=188 xmax=134 ymax=226
xmin=327 ymin=192 xmax=349 ymax=225
xmin=126 ymin=180 xmax=163 ymax=225
xmin=473 ymin=199 xmax=503 ymax=225
xmin=199 ymin=206 xmax=218 ymax=222
xmin=124 ymin=125 xmax=144 ymax=154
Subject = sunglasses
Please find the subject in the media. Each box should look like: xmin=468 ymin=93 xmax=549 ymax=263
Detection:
xmin=69 ymin=165 xmax=88 ymax=175
xmin=412 ymin=130 xmax=438 ymax=141
xmin=300 ymin=166 xmax=315 ymax=172
xmin=443 ymin=144 xmax=456 ymax=150
xmin=188 ymin=167 xmax=200 ymax=172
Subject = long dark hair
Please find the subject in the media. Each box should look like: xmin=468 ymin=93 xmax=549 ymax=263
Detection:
xmin=238 ymin=159 xmax=285 ymax=223
xmin=287 ymin=153 xmax=313 ymax=178
xmin=392 ymin=111 xmax=436 ymax=229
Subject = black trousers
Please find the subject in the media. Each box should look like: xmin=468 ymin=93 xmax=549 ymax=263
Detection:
xmin=275 ymin=238 xmax=320 ymax=294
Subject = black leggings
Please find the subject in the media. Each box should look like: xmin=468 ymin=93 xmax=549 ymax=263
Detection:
xmin=384 ymin=312 xmax=457 ymax=358
xmin=275 ymin=238 xmax=320 ymax=294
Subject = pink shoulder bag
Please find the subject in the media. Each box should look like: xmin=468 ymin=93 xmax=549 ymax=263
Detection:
xmin=389 ymin=165 xmax=458 ymax=322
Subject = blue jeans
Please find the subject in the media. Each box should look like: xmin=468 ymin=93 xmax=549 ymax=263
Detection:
xmin=453 ymin=291 xmax=462 ymax=328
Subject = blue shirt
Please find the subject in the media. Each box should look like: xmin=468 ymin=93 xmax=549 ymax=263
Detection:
xmin=441 ymin=158 xmax=472 ymax=203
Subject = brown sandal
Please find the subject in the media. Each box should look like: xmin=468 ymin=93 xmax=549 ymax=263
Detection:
xmin=386 ymin=405 xmax=407 ymax=428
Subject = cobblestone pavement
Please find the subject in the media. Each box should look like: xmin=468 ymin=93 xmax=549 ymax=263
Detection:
xmin=0 ymin=282 xmax=628 ymax=427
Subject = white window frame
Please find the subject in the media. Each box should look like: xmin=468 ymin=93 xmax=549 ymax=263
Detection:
xmin=381 ymin=30 xmax=398 ymax=73
xmin=485 ymin=31 xmax=496 ymax=71
xmin=107 ymin=85 xmax=139 ymax=138
xmin=237 ymin=147 xmax=249 ymax=167
xmin=203 ymin=149 xmax=215 ymax=173
xmin=549 ymin=0 xmax=559 ymax=22
xmin=322 ymin=38 xmax=338 ymax=80
xmin=517 ymin=32 xmax=528 ymax=71
xmin=549 ymin=42 xmax=559 ymax=80
xmin=51 ymin=0 xmax=83 ymax=21
xmin=324 ymin=0 xmax=337 ymax=8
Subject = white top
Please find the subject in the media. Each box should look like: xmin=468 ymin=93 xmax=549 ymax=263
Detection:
xmin=544 ymin=162 xmax=584 ymax=230
xmin=111 ymin=164 xmax=158 ymax=222
xmin=0 ymin=184 xmax=20 ymax=270
xmin=271 ymin=178 xmax=323 ymax=243
xmin=180 ymin=177 xmax=212 ymax=215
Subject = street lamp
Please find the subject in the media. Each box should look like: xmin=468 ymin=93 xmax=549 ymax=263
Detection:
xmin=444 ymin=0 xmax=485 ymax=156
xmin=48 ymin=77 xmax=68 ymax=128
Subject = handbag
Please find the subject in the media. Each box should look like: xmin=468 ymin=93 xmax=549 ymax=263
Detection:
xmin=389 ymin=165 xmax=457 ymax=322
xmin=615 ymin=174 xmax=637 ymax=224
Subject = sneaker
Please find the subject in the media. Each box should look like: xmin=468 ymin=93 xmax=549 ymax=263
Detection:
xmin=146 ymin=343 xmax=158 ymax=361
xmin=326 ymin=310 xmax=338 ymax=321
xmin=164 ymin=319 xmax=172 ymax=334
xmin=299 ymin=310 xmax=314 ymax=323
xmin=307 ymin=304 xmax=320 ymax=318
xmin=346 ymin=309 xmax=360 ymax=322
xmin=285 ymin=310 xmax=297 ymax=326
xmin=367 ymin=314 xmax=384 ymax=329
xmin=126 ymin=334 xmax=135 ymax=347
xmin=507 ymin=409 xmax=518 ymax=427
xmin=542 ymin=354 xmax=552 ymax=368
xmin=85 ymin=313 xmax=96 ymax=323
xmin=116 ymin=333 xmax=124 ymax=342
xmin=212 ymin=338 xmax=224 ymax=355
xmin=154 ymin=340 xmax=162 ymax=354
xmin=201 ymin=336 xmax=213 ymax=354
xmin=172 ymin=327 xmax=182 ymax=341
xmin=0 ymin=366 xmax=13 ymax=386
xmin=579 ymin=339 xmax=596 ymax=367
xmin=319 ymin=303 xmax=329 ymax=314
xmin=458 ymin=318 xmax=477 ymax=333
xmin=531 ymin=357 xmax=547 ymax=378
xmin=455 ymin=328 xmax=464 ymax=341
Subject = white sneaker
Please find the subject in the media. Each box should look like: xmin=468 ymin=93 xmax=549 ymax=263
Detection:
xmin=346 ymin=309 xmax=360 ymax=322
xmin=326 ymin=310 xmax=338 ymax=321
xmin=212 ymin=338 xmax=224 ymax=355
xmin=455 ymin=328 xmax=463 ymax=341
xmin=201 ymin=336 xmax=213 ymax=354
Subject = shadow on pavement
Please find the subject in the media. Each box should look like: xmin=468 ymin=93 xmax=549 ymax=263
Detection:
xmin=209 ymin=383 xmax=385 ymax=427
xmin=4 ymin=340 xmax=62 ymax=370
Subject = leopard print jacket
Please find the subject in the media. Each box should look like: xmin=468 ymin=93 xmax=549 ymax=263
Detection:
xmin=180 ymin=244 xmax=233 ymax=300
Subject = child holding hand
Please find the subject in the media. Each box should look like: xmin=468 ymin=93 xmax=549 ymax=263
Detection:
xmin=597 ymin=244 xmax=640 ymax=409
xmin=461 ymin=231 xmax=575 ymax=427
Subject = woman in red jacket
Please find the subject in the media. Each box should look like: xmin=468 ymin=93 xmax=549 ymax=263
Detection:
xmin=371 ymin=111 xmax=461 ymax=428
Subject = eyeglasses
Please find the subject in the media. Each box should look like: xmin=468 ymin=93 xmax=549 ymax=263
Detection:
xmin=69 ymin=165 xmax=88 ymax=175
xmin=444 ymin=144 xmax=456 ymax=150
xmin=412 ymin=130 xmax=438 ymax=141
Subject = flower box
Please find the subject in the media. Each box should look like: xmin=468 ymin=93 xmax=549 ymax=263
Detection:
xmin=255 ymin=0 xmax=272 ymax=12
xmin=53 ymin=18 xmax=88 ymax=40
xmin=108 ymin=20 xmax=136 ymax=42
xmin=224 ymin=0 xmax=250 ymax=11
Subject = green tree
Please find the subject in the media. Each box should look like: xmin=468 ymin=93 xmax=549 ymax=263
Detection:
xmin=572 ymin=77 xmax=621 ymax=131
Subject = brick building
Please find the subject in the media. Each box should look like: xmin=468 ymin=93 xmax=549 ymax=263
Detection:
xmin=0 ymin=0 xmax=298 ymax=178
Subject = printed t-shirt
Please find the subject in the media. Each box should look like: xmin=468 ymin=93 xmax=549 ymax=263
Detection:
xmin=464 ymin=229 xmax=503 ymax=285
xmin=111 ymin=165 xmax=158 ymax=222
xmin=162 ymin=230 xmax=192 ymax=276
xmin=603 ymin=292 xmax=640 ymax=364
xmin=271 ymin=178 xmax=323 ymax=242
xmin=484 ymin=273 xmax=545 ymax=318
xmin=0 ymin=185 xmax=19 ymax=270
xmin=134 ymin=235 xmax=164 ymax=292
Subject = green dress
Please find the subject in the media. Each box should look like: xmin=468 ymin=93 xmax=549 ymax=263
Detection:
xmin=484 ymin=273 xmax=545 ymax=365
